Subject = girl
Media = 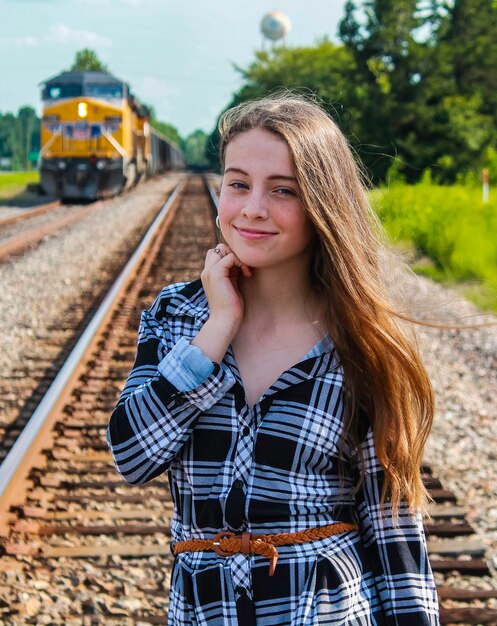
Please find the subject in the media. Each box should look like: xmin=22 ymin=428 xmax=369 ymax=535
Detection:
xmin=107 ymin=93 xmax=440 ymax=625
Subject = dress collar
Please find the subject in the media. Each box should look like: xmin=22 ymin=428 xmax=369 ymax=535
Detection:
xmin=163 ymin=279 xmax=342 ymax=391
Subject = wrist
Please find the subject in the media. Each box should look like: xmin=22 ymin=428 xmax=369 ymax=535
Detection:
xmin=206 ymin=314 xmax=240 ymax=338
xmin=191 ymin=318 xmax=238 ymax=363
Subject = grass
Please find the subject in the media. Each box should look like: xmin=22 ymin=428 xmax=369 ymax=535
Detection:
xmin=371 ymin=181 xmax=497 ymax=313
xmin=0 ymin=171 xmax=40 ymax=199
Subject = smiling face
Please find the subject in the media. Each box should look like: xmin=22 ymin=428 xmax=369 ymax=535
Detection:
xmin=218 ymin=128 xmax=315 ymax=271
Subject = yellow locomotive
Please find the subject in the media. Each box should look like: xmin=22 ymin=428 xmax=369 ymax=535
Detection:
xmin=39 ymin=70 xmax=184 ymax=201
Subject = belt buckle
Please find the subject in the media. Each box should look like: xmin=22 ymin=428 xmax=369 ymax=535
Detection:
xmin=212 ymin=531 xmax=236 ymax=557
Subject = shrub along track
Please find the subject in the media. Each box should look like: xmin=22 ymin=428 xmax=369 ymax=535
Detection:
xmin=0 ymin=175 xmax=495 ymax=624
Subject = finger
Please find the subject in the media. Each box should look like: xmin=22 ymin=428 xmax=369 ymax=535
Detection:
xmin=206 ymin=245 xmax=235 ymax=268
xmin=215 ymin=252 xmax=252 ymax=278
xmin=222 ymin=250 xmax=251 ymax=277
xmin=205 ymin=247 xmax=225 ymax=268
xmin=206 ymin=244 xmax=230 ymax=261
xmin=205 ymin=246 xmax=251 ymax=277
xmin=213 ymin=243 xmax=232 ymax=257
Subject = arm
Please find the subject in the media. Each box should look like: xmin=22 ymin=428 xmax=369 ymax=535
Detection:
xmin=108 ymin=242 xmax=250 ymax=484
xmin=353 ymin=427 xmax=440 ymax=625
xmin=106 ymin=306 xmax=235 ymax=485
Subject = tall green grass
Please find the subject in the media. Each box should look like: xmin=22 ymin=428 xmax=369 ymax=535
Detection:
xmin=0 ymin=171 xmax=39 ymax=199
xmin=371 ymin=180 xmax=497 ymax=312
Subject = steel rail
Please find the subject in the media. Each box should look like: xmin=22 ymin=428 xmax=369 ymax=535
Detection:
xmin=0 ymin=201 xmax=61 ymax=229
xmin=0 ymin=201 xmax=100 ymax=262
xmin=203 ymin=174 xmax=220 ymax=210
xmin=0 ymin=178 xmax=187 ymax=534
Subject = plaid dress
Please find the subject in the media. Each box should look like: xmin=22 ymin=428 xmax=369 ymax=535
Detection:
xmin=107 ymin=280 xmax=440 ymax=626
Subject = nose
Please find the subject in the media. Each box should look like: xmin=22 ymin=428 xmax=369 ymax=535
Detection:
xmin=241 ymin=189 xmax=269 ymax=220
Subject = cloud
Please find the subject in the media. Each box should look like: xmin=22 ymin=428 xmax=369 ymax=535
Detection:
xmin=1 ymin=23 xmax=112 ymax=49
xmin=15 ymin=36 xmax=40 ymax=47
xmin=46 ymin=23 xmax=112 ymax=47
xmin=0 ymin=35 xmax=39 ymax=47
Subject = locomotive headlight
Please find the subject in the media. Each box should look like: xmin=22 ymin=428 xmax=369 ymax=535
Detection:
xmin=58 ymin=160 xmax=67 ymax=170
xmin=78 ymin=102 xmax=88 ymax=118
xmin=96 ymin=160 xmax=106 ymax=170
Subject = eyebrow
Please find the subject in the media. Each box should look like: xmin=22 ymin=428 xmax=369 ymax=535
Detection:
xmin=224 ymin=167 xmax=297 ymax=182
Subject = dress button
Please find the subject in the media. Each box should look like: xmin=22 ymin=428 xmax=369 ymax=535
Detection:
xmin=242 ymin=426 xmax=250 ymax=437
xmin=234 ymin=479 xmax=244 ymax=489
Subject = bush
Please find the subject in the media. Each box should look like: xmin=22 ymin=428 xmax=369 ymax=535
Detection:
xmin=372 ymin=182 xmax=497 ymax=312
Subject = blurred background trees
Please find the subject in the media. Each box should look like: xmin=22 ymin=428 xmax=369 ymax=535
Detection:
xmin=3 ymin=0 xmax=497 ymax=180
xmin=0 ymin=107 xmax=39 ymax=171
xmin=207 ymin=0 xmax=497 ymax=184
xmin=69 ymin=49 xmax=108 ymax=72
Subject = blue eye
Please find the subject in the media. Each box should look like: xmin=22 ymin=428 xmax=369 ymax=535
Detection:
xmin=228 ymin=181 xmax=248 ymax=189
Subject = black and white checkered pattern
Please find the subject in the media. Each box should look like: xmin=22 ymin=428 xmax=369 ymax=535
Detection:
xmin=107 ymin=280 xmax=440 ymax=625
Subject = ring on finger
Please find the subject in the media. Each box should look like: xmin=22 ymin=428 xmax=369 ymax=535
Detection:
xmin=214 ymin=247 xmax=224 ymax=257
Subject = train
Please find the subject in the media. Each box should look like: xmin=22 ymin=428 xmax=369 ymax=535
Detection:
xmin=39 ymin=70 xmax=184 ymax=201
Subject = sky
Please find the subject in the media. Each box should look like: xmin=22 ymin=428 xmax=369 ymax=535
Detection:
xmin=1 ymin=0 xmax=348 ymax=137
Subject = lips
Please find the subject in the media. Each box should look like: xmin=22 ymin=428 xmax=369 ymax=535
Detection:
xmin=234 ymin=226 xmax=277 ymax=240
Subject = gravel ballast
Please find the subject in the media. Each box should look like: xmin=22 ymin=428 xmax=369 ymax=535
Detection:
xmin=0 ymin=174 xmax=182 ymax=429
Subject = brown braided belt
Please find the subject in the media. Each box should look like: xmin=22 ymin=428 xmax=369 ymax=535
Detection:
xmin=172 ymin=522 xmax=358 ymax=576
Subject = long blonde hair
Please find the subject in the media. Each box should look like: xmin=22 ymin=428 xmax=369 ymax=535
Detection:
xmin=218 ymin=92 xmax=435 ymax=516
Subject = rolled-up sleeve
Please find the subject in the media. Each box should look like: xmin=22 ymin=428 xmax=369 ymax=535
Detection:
xmin=106 ymin=309 xmax=235 ymax=485
xmin=354 ymin=427 xmax=440 ymax=625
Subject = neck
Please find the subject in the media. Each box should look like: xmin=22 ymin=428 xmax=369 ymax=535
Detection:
xmin=239 ymin=258 xmax=320 ymax=326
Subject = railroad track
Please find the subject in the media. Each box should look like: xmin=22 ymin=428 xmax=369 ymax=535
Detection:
xmin=0 ymin=200 xmax=101 ymax=263
xmin=0 ymin=200 xmax=61 ymax=229
xmin=0 ymin=174 xmax=496 ymax=624
xmin=0 ymin=176 xmax=177 ymax=263
xmin=0 ymin=176 xmax=182 ymax=473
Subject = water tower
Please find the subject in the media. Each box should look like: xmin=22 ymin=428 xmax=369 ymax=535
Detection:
xmin=260 ymin=10 xmax=291 ymax=48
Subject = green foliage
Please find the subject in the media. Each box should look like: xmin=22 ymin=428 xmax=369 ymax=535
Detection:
xmin=143 ymin=104 xmax=182 ymax=146
xmin=234 ymin=37 xmax=356 ymax=104
xmin=372 ymin=182 xmax=497 ymax=311
xmin=206 ymin=38 xmax=358 ymax=170
xmin=0 ymin=171 xmax=39 ymax=200
xmin=444 ymin=0 xmax=497 ymax=116
xmin=337 ymin=0 xmax=433 ymax=182
xmin=70 ymin=49 xmax=107 ymax=72
xmin=181 ymin=130 xmax=209 ymax=167
xmin=214 ymin=1 xmax=497 ymax=184
xmin=0 ymin=171 xmax=39 ymax=187
xmin=385 ymin=158 xmax=406 ymax=185
xmin=0 ymin=106 xmax=40 ymax=170
xmin=150 ymin=118 xmax=181 ymax=147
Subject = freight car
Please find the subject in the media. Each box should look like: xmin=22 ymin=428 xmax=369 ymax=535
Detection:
xmin=39 ymin=70 xmax=184 ymax=201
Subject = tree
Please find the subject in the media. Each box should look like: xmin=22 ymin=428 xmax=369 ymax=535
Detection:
xmin=17 ymin=106 xmax=38 ymax=170
xmin=0 ymin=113 xmax=16 ymax=166
xmin=338 ymin=0 xmax=436 ymax=182
xmin=69 ymin=49 xmax=107 ymax=72
xmin=144 ymin=105 xmax=182 ymax=146
xmin=206 ymin=39 xmax=358 ymax=170
xmin=182 ymin=130 xmax=209 ymax=167
xmin=442 ymin=0 xmax=497 ymax=117
xmin=337 ymin=0 xmax=497 ymax=182
xmin=0 ymin=107 xmax=40 ymax=170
